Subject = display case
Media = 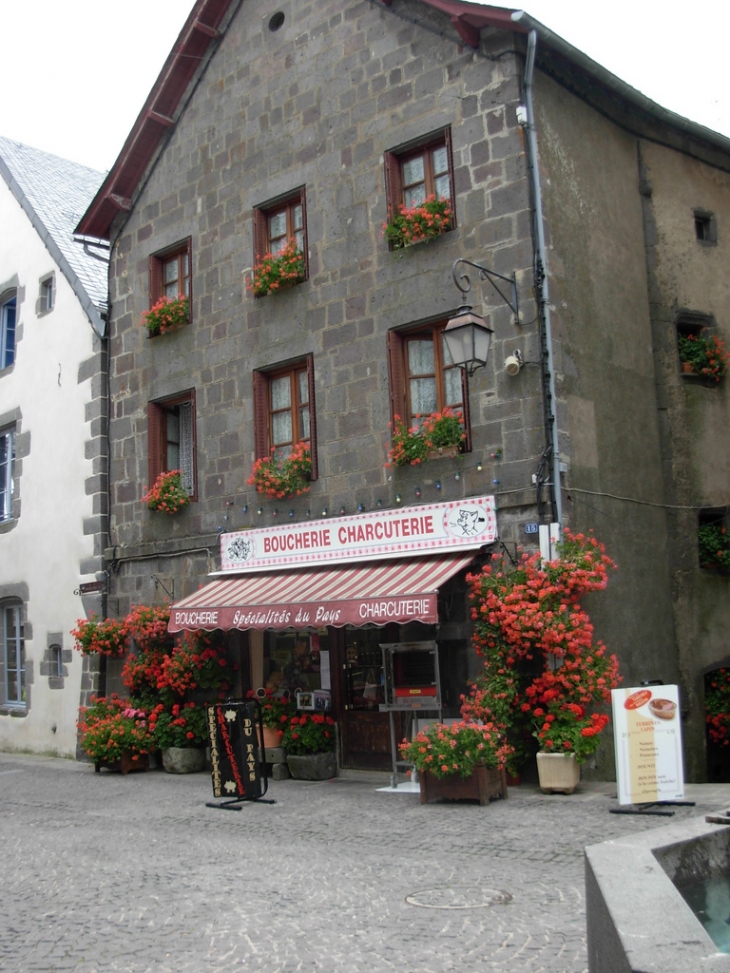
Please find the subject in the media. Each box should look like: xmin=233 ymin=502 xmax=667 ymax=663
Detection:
xmin=380 ymin=641 xmax=441 ymax=710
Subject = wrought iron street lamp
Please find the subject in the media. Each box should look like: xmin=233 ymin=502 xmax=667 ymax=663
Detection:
xmin=444 ymin=258 xmax=520 ymax=375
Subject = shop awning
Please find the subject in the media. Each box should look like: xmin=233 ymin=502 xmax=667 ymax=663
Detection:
xmin=168 ymin=552 xmax=478 ymax=632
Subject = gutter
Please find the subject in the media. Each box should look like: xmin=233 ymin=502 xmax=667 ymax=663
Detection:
xmin=521 ymin=28 xmax=562 ymax=529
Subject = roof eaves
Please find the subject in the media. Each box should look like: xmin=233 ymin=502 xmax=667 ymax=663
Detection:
xmin=76 ymin=0 xmax=241 ymax=242
xmin=511 ymin=9 xmax=730 ymax=158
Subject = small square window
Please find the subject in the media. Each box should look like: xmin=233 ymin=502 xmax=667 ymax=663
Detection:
xmin=694 ymin=210 xmax=717 ymax=245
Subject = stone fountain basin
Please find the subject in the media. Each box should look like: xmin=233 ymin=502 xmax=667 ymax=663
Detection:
xmin=585 ymin=815 xmax=730 ymax=972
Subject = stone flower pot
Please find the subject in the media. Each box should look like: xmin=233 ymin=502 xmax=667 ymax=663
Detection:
xmin=286 ymin=751 xmax=337 ymax=780
xmin=161 ymin=746 xmax=206 ymax=774
xmin=536 ymin=752 xmax=580 ymax=794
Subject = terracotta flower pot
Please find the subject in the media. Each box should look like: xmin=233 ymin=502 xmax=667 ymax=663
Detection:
xmin=259 ymin=725 xmax=284 ymax=749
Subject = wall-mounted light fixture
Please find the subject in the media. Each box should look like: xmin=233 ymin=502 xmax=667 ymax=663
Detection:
xmin=444 ymin=257 xmax=520 ymax=375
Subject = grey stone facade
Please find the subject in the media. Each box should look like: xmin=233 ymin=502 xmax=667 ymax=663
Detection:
xmin=97 ymin=0 xmax=730 ymax=780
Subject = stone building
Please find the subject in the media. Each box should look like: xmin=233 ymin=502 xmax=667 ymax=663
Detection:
xmin=0 ymin=138 xmax=107 ymax=755
xmin=76 ymin=0 xmax=730 ymax=780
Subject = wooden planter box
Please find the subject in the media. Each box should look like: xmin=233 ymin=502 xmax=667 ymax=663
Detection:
xmin=419 ymin=765 xmax=507 ymax=805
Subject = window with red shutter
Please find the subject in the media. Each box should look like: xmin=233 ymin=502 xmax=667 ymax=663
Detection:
xmin=252 ymin=188 xmax=308 ymax=287
xmin=252 ymin=355 xmax=317 ymax=479
xmin=147 ymin=390 xmax=197 ymax=499
xmin=387 ymin=324 xmax=471 ymax=452
xmin=383 ymin=129 xmax=455 ymax=250
xmin=148 ymin=239 xmax=192 ymax=319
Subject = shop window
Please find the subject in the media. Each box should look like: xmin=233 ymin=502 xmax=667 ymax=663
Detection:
xmin=253 ymin=187 xmax=308 ymax=278
xmin=694 ymin=209 xmax=717 ymax=245
xmin=387 ymin=323 xmax=471 ymax=450
xmin=1 ymin=602 xmax=25 ymax=706
xmin=149 ymin=240 xmax=192 ymax=316
xmin=147 ymin=390 xmax=197 ymax=500
xmin=0 ymin=427 xmax=14 ymax=522
xmin=252 ymin=355 xmax=318 ymax=478
xmin=0 ymin=292 xmax=17 ymax=369
xmin=263 ymin=631 xmax=328 ymax=698
xmin=384 ymin=130 xmax=456 ymax=244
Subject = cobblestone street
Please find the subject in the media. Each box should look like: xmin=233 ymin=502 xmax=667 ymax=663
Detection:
xmin=3 ymin=753 xmax=730 ymax=973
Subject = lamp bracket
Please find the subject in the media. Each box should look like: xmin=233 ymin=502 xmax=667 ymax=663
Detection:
xmin=451 ymin=258 xmax=520 ymax=323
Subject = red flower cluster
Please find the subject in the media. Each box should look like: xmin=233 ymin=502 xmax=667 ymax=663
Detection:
xmin=705 ymin=668 xmax=730 ymax=745
xmin=248 ymin=440 xmax=311 ymax=498
xmin=462 ymin=530 xmax=621 ymax=766
xmin=71 ymin=615 xmax=129 ymax=657
xmin=142 ymin=294 xmax=189 ymax=336
xmin=382 ymin=195 xmax=452 ymax=249
xmin=248 ymin=240 xmax=305 ymax=297
xmin=387 ymin=408 xmax=465 ymax=467
xmin=142 ymin=470 xmax=190 ymax=514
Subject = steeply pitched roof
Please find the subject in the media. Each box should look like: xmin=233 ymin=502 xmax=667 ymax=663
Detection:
xmin=76 ymin=0 xmax=730 ymax=243
xmin=0 ymin=136 xmax=108 ymax=335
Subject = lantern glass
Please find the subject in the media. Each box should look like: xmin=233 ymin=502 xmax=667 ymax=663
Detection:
xmin=443 ymin=307 xmax=493 ymax=375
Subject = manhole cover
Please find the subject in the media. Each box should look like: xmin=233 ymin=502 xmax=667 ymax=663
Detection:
xmin=405 ymin=887 xmax=512 ymax=910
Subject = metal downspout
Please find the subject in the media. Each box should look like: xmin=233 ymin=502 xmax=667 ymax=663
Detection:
xmin=522 ymin=29 xmax=562 ymax=530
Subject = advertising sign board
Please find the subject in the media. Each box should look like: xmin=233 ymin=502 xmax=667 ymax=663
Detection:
xmin=612 ymin=685 xmax=685 ymax=805
xmin=207 ymin=701 xmax=265 ymax=801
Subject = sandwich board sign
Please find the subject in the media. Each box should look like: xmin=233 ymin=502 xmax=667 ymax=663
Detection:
xmin=612 ymin=685 xmax=684 ymax=805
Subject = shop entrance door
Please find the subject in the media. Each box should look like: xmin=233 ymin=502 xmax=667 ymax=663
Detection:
xmin=336 ymin=629 xmax=396 ymax=770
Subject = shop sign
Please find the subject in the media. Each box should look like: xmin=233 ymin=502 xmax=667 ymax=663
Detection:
xmin=206 ymin=701 xmax=264 ymax=801
xmin=612 ymin=685 xmax=685 ymax=805
xmin=219 ymin=495 xmax=496 ymax=573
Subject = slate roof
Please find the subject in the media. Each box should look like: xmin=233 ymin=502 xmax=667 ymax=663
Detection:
xmin=0 ymin=137 xmax=108 ymax=332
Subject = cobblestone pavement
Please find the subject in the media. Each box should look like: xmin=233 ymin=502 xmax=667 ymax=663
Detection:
xmin=3 ymin=753 xmax=730 ymax=973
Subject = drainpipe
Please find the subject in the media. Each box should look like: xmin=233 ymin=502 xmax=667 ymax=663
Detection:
xmin=521 ymin=29 xmax=563 ymax=531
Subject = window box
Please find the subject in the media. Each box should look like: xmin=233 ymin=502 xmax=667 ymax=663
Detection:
xmin=382 ymin=195 xmax=452 ymax=250
xmin=248 ymin=241 xmax=305 ymax=297
xmin=248 ymin=440 xmax=312 ymax=499
xmin=387 ymin=409 xmax=465 ymax=467
xmin=677 ymin=327 xmax=730 ymax=382
xmin=142 ymin=469 xmax=191 ymax=514
xmin=143 ymin=295 xmax=189 ymax=336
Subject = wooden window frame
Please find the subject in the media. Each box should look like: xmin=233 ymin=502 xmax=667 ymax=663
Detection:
xmin=147 ymin=390 xmax=197 ymax=500
xmin=384 ymin=129 xmax=456 ymax=249
xmin=149 ymin=239 xmax=192 ymax=319
xmin=253 ymin=187 xmax=308 ymax=280
xmin=387 ymin=324 xmax=472 ymax=452
xmin=252 ymin=354 xmax=318 ymax=480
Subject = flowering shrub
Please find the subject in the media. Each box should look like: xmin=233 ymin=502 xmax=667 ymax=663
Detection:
xmin=678 ymin=331 xmax=730 ymax=381
xmin=281 ymin=713 xmax=336 ymax=754
xmin=462 ymin=531 xmax=621 ymax=766
xmin=399 ymin=720 xmax=511 ymax=779
xmin=706 ymin=669 xmax=730 ymax=745
xmin=71 ymin=615 xmax=128 ymax=658
xmin=698 ymin=523 xmax=730 ymax=570
xmin=382 ymin=195 xmax=452 ymax=249
xmin=248 ymin=240 xmax=305 ymax=297
xmin=247 ymin=689 xmax=296 ymax=729
xmin=148 ymin=700 xmax=208 ymax=749
xmin=142 ymin=470 xmax=190 ymax=513
xmin=74 ymin=604 xmax=237 ymax=763
xmin=142 ymin=294 xmax=189 ymax=336
xmin=387 ymin=409 xmax=465 ymax=466
xmin=247 ymin=440 xmax=311 ymax=498
xmin=77 ymin=695 xmax=154 ymax=763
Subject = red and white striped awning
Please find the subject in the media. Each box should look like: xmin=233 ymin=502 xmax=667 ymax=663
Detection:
xmin=168 ymin=552 xmax=477 ymax=632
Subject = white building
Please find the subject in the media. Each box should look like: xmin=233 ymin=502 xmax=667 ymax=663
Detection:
xmin=0 ymin=138 xmax=108 ymax=756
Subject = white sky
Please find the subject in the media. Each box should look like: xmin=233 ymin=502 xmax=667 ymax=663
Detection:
xmin=1 ymin=1 xmax=729 ymax=174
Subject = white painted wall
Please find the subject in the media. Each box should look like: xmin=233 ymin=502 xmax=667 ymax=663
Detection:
xmin=0 ymin=175 xmax=101 ymax=756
